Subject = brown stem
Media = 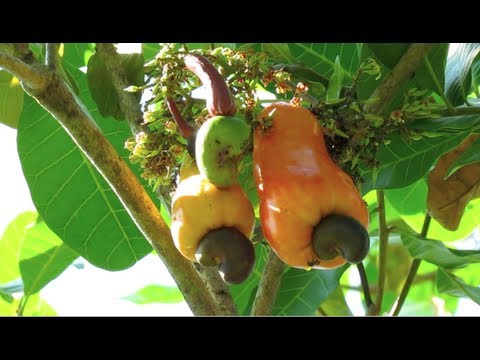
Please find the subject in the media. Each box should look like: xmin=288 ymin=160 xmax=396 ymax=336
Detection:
xmin=251 ymin=249 xmax=285 ymax=316
xmin=0 ymin=51 xmax=47 ymax=90
xmin=193 ymin=264 xmax=237 ymax=316
xmin=166 ymin=97 xmax=194 ymax=139
xmin=183 ymin=53 xmax=236 ymax=117
xmin=365 ymin=44 xmax=433 ymax=115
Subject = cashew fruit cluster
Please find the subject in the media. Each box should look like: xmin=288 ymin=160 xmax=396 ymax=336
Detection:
xmin=169 ymin=55 xmax=255 ymax=284
xmin=168 ymin=51 xmax=370 ymax=283
xmin=252 ymin=102 xmax=370 ymax=269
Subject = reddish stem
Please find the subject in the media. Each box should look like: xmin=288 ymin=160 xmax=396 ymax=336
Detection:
xmin=184 ymin=54 xmax=237 ymax=117
xmin=166 ymin=97 xmax=194 ymax=139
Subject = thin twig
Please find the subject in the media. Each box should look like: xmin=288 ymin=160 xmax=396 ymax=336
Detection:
xmin=365 ymin=44 xmax=433 ymax=115
xmin=1 ymin=52 xmax=218 ymax=316
xmin=251 ymin=249 xmax=285 ymax=316
xmin=391 ymin=213 xmax=431 ymax=316
xmin=46 ymin=43 xmax=60 ymax=69
xmin=369 ymin=190 xmax=389 ymax=316
xmin=423 ymin=56 xmax=453 ymax=110
xmin=0 ymin=51 xmax=47 ymax=90
xmin=431 ymin=106 xmax=480 ymax=117
xmin=357 ymin=262 xmax=374 ymax=311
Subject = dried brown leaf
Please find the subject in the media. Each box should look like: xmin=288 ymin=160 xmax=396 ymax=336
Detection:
xmin=427 ymin=134 xmax=480 ymax=230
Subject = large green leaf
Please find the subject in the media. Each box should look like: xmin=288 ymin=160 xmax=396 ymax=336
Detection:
xmin=17 ymin=98 xmax=151 ymax=270
xmin=19 ymin=218 xmax=78 ymax=295
xmin=0 ymin=211 xmax=37 ymax=283
xmin=0 ymin=71 xmax=24 ymax=129
xmin=17 ymin=44 xmax=152 ymax=270
xmin=436 ymin=268 xmax=480 ymax=305
xmin=287 ymin=43 xmax=361 ymax=84
xmin=87 ymin=51 xmax=144 ymax=120
xmin=272 ymin=264 xmax=349 ymax=316
xmin=386 ymin=180 xmax=480 ymax=242
xmin=367 ymin=43 xmax=410 ymax=69
xmin=445 ymin=43 xmax=480 ymax=106
xmin=361 ymin=130 xmax=471 ymax=193
xmin=446 ymin=136 xmax=480 ymax=177
xmin=410 ymin=115 xmax=480 ymax=132
xmin=122 ymin=284 xmax=184 ymax=304
xmin=401 ymin=232 xmax=480 ymax=269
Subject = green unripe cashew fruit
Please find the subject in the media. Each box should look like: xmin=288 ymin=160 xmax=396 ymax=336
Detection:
xmin=195 ymin=115 xmax=251 ymax=188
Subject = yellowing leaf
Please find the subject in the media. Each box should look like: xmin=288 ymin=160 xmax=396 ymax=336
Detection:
xmin=427 ymin=134 xmax=480 ymax=230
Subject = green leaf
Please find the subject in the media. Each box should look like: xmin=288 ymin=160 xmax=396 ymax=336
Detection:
xmin=229 ymin=244 xmax=268 ymax=315
xmin=21 ymin=293 xmax=57 ymax=316
xmin=262 ymin=43 xmax=295 ymax=63
xmin=436 ymin=268 xmax=480 ymax=305
xmin=401 ymin=232 xmax=480 ymax=269
xmin=326 ymin=56 xmax=344 ymax=103
xmin=410 ymin=115 xmax=480 ymax=133
xmin=19 ymin=218 xmax=79 ymax=295
xmin=319 ymin=287 xmax=353 ymax=316
xmin=288 ymin=43 xmax=361 ymax=84
xmin=122 ymin=284 xmax=184 ymax=304
xmin=0 ymin=71 xmax=24 ymax=129
xmin=361 ymin=131 xmax=471 ymax=194
xmin=273 ymin=264 xmax=349 ymax=316
xmin=414 ymin=44 xmax=449 ymax=93
xmin=445 ymin=43 xmax=480 ymax=106
xmin=0 ymin=211 xmax=37 ymax=283
xmin=17 ymin=96 xmax=151 ymax=270
xmin=367 ymin=43 xmax=410 ymax=69
xmin=238 ymin=154 xmax=258 ymax=209
xmin=87 ymin=51 xmax=145 ymax=121
xmin=446 ymin=136 xmax=480 ymax=177
xmin=142 ymin=43 xmax=160 ymax=62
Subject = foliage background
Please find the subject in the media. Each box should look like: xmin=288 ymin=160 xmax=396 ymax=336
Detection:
xmin=2 ymin=43 xmax=480 ymax=315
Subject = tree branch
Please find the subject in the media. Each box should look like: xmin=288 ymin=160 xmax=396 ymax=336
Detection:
xmin=431 ymin=106 xmax=480 ymax=117
xmin=364 ymin=44 xmax=433 ymax=115
xmin=0 ymin=50 xmax=47 ymax=90
xmin=3 ymin=52 xmax=218 ymax=316
xmin=251 ymin=248 xmax=285 ymax=316
xmin=46 ymin=43 xmax=60 ymax=69
xmin=94 ymin=43 xmax=145 ymax=135
xmin=193 ymin=264 xmax=237 ymax=315
xmin=94 ymin=43 xmax=238 ymax=315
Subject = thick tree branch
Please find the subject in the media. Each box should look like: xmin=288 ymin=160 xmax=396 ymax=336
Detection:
xmin=2 ymin=53 xmax=217 ymax=316
xmin=251 ymin=249 xmax=285 ymax=316
xmin=94 ymin=43 xmax=145 ymax=135
xmin=432 ymin=106 xmax=480 ymax=117
xmin=0 ymin=51 xmax=47 ymax=90
xmin=93 ymin=43 xmax=238 ymax=315
xmin=193 ymin=264 xmax=237 ymax=315
xmin=365 ymin=44 xmax=433 ymax=115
